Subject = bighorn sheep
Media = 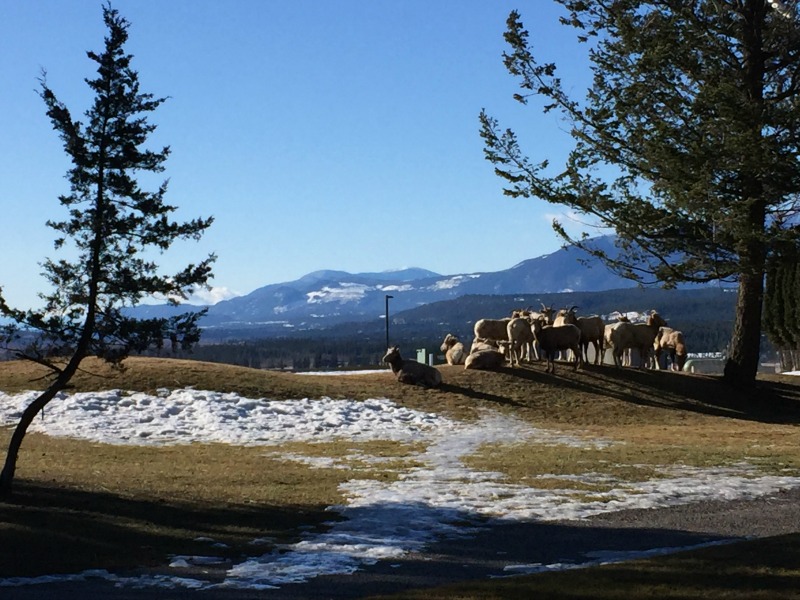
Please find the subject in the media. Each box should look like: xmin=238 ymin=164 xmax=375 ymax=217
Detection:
xmin=510 ymin=305 xmax=555 ymax=361
xmin=440 ymin=334 xmax=467 ymax=365
xmin=555 ymin=306 xmax=605 ymax=365
xmin=604 ymin=311 xmax=667 ymax=369
xmin=531 ymin=317 xmax=583 ymax=374
xmin=552 ymin=306 xmax=578 ymax=328
xmin=470 ymin=339 xmax=501 ymax=354
xmin=653 ymin=326 xmax=688 ymax=371
xmin=505 ymin=316 xmax=536 ymax=366
xmin=464 ymin=348 xmax=506 ymax=370
xmin=511 ymin=304 xmax=555 ymax=324
xmin=473 ymin=318 xmax=511 ymax=345
xmin=382 ymin=346 xmax=442 ymax=387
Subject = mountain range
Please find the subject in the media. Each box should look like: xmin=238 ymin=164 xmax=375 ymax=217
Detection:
xmin=133 ymin=236 xmax=658 ymax=335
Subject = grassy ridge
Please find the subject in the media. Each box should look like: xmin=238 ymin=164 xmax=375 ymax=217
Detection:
xmin=1 ymin=356 xmax=800 ymax=596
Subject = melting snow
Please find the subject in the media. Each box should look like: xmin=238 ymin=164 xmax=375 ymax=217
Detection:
xmin=1 ymin=385 xmax=799 ymax=591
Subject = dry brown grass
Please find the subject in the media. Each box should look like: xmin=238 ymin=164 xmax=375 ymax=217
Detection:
xmin=1 ymin=355 xmax=800 ymax=589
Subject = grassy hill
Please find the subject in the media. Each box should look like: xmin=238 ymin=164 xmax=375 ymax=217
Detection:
xmin=1 ymin=356 xmax=800 ymax=597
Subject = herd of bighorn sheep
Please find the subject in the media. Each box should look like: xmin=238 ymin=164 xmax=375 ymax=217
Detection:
xmin=383 ymin=305 xmax=687 ymax=386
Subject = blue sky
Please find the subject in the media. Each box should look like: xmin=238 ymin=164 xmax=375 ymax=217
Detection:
xmin=1 ymin=1 xmax=594 ymax=307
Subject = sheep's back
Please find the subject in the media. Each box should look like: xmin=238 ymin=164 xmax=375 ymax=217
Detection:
xmin=474 ymin=318 xmax=511 ymax=342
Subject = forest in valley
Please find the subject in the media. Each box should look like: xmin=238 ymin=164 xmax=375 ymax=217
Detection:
xmin=157 ymin=287 xmax=749 ymax=371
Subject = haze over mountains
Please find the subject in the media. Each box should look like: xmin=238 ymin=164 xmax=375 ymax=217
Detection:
xmin=133 ymin=236 xmax=668 ymax=333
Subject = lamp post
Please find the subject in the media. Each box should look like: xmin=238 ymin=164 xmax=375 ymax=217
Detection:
xmin=385 ymin=295 xmax=393 ymax=349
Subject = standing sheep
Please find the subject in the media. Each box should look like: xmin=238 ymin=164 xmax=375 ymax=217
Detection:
xmin=531 ymin=318 xmax=583 ymax=374
xmin=440 ymin=334 xmax=467 ymax=365
xmin=556 ymin=307 xmax=605 ymax=365
xmin=604 ymin=311 xmax=667 ymax=368
xmin=473 ymin=318 xmax=511 ymax=346
xmin=506 ymin=316 xmax=536 ymax=366
xmin=382 ymin=346 xmax=442 ymax=387
xmin=653 ymin=326 xmax=688 ymax=371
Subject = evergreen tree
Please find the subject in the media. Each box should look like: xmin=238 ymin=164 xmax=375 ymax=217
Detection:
xmin=480 ymin=1 xmax=800 ymax=386
xmin=0 ymin=5 xmax=215 ymax=497
xmin=763 ymin=250 xmax=789 ymax=368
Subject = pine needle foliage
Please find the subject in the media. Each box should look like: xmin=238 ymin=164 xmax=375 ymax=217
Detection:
xmin=0 ymin=5 xmax=215 ymax=496
xmin=480 ymin=1 xmax=800 ymax=385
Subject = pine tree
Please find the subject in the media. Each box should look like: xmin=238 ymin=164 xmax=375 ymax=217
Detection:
xmin=0 ymin=5 xmax=215 ymax=497
xmin=480 ymin=1 xmax=800 ymax=386
xmin=763 ymin=251 xmax=788 ymax=368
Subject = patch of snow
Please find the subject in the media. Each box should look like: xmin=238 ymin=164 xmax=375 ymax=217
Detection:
xmin=306 ymin=283 xmax=372 ymax=304
xmin=1 ymin=388 xmax=798 ymax=591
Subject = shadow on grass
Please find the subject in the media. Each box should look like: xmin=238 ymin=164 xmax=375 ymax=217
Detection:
xmin=367 ymin=530 xmax=800 ymax=600
xmin=0 ymin=480 xmax=334 ymax=579
xmin=437 ymin=378 xmax=527 ymax=408
xmin=492 ymin=361 xmax=800 ymax=425
xmin=6 ymin=483 xmax=800 ymax=600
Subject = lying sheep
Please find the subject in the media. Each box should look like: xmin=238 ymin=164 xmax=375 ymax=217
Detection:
xmin=382 ymin=346 xmax=442 ymax=387
xmin=531 ymin=318 xmax=583 ymax=374
xmin=470 ymin=339 xmax=501 ymax=354
xmin=440 ymin=334 xmax=467 ymax=365
xmin=653 ymin=326 xmax=688 ymax=371
xmin=464 ymin=348 xmax=506 ymax=370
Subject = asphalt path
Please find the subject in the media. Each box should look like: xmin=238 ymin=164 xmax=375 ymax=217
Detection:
xmin=4 ymin=488 xmax=800 ymax=600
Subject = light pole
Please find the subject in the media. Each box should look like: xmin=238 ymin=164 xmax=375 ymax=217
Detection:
xmin=385 ymin=295 xmax=393 ymax=349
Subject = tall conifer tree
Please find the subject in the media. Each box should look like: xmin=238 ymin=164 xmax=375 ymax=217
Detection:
xmin=0 ymin=5 xmax=215 ymax=497
xmin=481 ymin=1 xmax=800 ymax=385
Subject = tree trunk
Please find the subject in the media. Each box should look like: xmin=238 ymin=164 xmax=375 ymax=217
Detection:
xmin=0 ymin=386 xmax=61 ymax=499
xmin=724 ymin=270 xmax=765 ymax=386
xmin=0 ymin=353 xmax=84 ymax=499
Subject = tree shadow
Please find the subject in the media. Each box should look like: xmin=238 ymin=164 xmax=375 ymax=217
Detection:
xmin=5 ymin=485 xmax=795 ymax=600
xmin=437 ymin=379 xmax=527 ymax=408
xmin=0 ymin=480 xmax=335 ymax=581
xmin=496 ymin=362 xmax=800 ymax=425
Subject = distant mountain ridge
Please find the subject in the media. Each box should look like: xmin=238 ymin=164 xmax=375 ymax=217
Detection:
xmin=130 ymin=236 xmax=722 ymax=335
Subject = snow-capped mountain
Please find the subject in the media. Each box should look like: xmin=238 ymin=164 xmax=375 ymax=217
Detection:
xmin=132 ymin=236 xmax=645 ymax=332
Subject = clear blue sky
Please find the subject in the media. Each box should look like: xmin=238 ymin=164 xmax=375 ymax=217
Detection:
xmin=1 ymin=1 xmax=593 ymax=307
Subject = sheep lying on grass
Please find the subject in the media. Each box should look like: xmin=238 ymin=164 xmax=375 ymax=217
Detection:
xmin=464 ymin=348 xmax=506 ymax=370
xmin=440 ymin=334 xmax=467 ymax=365
xmin=470 ymin=339 xmax=500 ymax=354
xmin=382 ymin=346 xmax=442 ymax=387
xmin=532 ymin=318 xmax=583 ymax=374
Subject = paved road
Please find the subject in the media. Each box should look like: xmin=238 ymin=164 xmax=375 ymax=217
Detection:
xmin=4 ymin=488 xmax=800 ymax=600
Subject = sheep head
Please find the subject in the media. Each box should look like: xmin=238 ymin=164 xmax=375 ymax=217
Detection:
xmin=647 ymin=311 xmax=667 ymax=328
xmin=382 ymin=346 xmax=402 ymax=364
xmin=440 ymin=334 xmax=458 ymax=352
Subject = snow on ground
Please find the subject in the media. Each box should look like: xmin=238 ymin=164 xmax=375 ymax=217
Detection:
xmin=2 ymin=385 xmax=800 ymax=590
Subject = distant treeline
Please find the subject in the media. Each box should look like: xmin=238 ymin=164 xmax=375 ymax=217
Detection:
xmin=151 ymin=287 xmax=752 ymax=370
